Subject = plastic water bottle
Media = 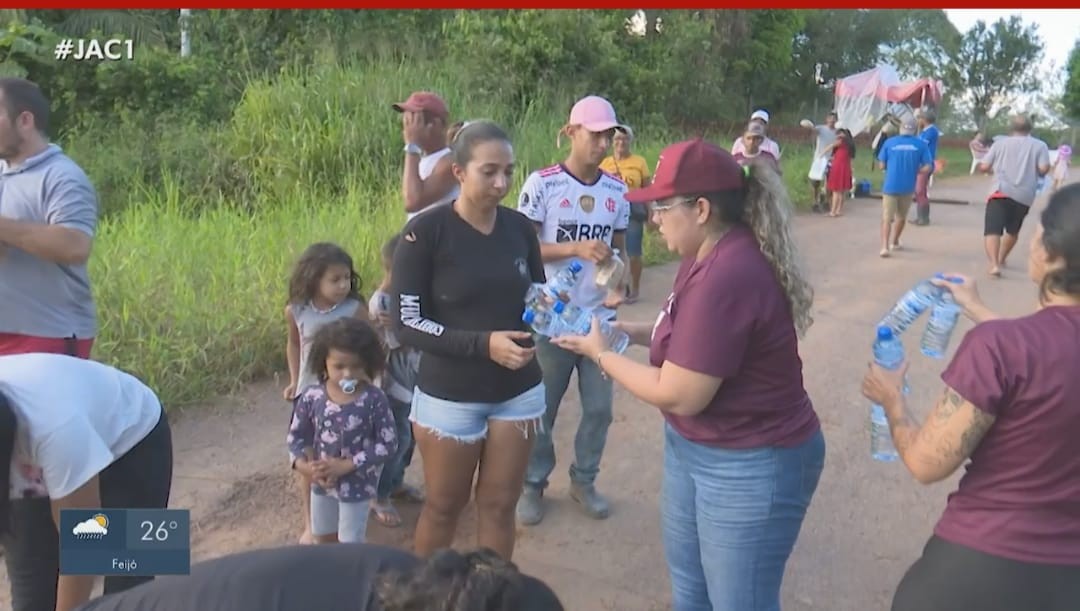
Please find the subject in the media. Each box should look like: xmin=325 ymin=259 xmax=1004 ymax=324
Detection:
xmin=921 ymin=291 xmax=961 ymax=359
xmin=525 ymin=282 xmax=556 ymax=313
xmin=546 ymin=260 xmax=584 ymax=302
xmin=522 ymin=307 xmax=565 ymax=338
xmin=594 ymin=249 xmax=626 ymax=291
xmin=558 ymin=307 xmax=630 ymax=354
xmin=551 ymin=299 xmax=586 ymax=330
xmin=870 ymin=325 xmax=904 ymax=462
xmin=878 ymin=274 xmax=945 ymax=335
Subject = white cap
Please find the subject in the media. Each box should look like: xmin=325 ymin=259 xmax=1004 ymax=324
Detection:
xmin=750 ymin=109 xmax=769 ymax=123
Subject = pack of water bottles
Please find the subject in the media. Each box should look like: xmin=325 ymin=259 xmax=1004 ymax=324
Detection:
xmin=521 ymin=259 xmax=630 ymax=354
xmin=868 ymin=273 xmax=963 ymax=462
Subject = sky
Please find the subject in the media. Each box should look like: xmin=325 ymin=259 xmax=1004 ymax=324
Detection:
xmin=945 ymin=9 xmax=1078 ymax=78
xmin=944 ymin=9 xmax=1077 ymax=125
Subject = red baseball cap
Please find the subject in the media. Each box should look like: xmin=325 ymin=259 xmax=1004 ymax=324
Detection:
xmin=625 ymin=138 xmax=746 ymax=204
xmin=392 ymin=91 xmax=449 ymax=118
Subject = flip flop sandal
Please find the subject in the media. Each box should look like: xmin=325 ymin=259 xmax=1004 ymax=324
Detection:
xmin=370 ymin=501 xmax=402 ymax=527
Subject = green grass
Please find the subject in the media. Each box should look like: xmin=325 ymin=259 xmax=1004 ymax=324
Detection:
xmin=79 ymin=57 xmax=974 ymax=408
xmin=91 ymin=182 xmax=673 ymax=408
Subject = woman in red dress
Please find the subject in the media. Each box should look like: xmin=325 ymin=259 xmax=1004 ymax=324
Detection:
xmin=824 ymin=128 xmax=855 ymax=217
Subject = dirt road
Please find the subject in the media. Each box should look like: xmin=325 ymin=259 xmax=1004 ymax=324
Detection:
xmin=3 ymin=168 xmax=1074 ymax=610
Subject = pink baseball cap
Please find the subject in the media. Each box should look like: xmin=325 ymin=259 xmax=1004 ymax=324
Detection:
xmin=568 ymin=95 xmax=627 ymax=133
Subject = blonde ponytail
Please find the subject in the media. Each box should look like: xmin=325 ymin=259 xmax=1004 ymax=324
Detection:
xmin=741 ymin=161 xmax=815 ymax=338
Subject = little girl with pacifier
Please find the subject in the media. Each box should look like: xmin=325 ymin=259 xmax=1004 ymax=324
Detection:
xmin=283 ymin=242 xmax=369 ymax=543
xmin=286 ymin=317 xmax=398 ymax=544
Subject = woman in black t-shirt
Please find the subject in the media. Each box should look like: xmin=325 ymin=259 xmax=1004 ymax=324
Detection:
xmin=391 ymin=121 xmax=546 ymax=560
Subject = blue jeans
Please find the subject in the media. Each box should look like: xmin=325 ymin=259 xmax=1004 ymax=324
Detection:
xmin=376 ymin=395 xmax=415 ymax=498
xmin=524 ymin=335 xmax=613 ymax=490
xmin=662 ymin=423 xmax=825 ymax=611
xmin=625 ymin=218 xmax=645 ymax=257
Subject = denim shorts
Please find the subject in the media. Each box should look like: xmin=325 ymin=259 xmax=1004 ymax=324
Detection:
xmin=410 ymin=382 xmax=546 ymax=443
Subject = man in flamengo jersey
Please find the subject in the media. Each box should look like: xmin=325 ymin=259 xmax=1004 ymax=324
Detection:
xmin=516 ymin=95 xmax=630 ymax=526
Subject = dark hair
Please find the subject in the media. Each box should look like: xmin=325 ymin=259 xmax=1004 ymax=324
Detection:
xmin=375 ymin=547 xmax=564 ymax=611
xmin=838 ymin=128 xmax=856 ymax=157
xmin=446 ymin=121 xmax=466 ymax=144
xmin=287 ymin=242 xmax=362 ymax=305
xmin=0 ymin=391 xmax=16 ymax=537
xmin=450 ymin=120 xmax=510 ymax=166
xmin=0 ymin=78 xmax=49 ymax=134
xmin=1038 ymin=182 xmax=1080 ymax=303
xmin=306 ymin=317 xmax=385 ymax=382
xmin=381 ymin=233 xmax=401 ymax=267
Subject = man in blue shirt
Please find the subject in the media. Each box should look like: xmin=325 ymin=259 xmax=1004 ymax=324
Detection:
xmin=878 ymin=120 xmax=932 ymax=257
xmin=912 ymin=108 xmax=940 ymax=225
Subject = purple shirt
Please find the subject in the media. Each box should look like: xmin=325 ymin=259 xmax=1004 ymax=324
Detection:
xmin=287 ymin=383 xmax=398 ymax=502
xmin=936 ymin=305 xmax=1080 ymax=564
xmin=648 ymin=225 xmax=820 ymax=448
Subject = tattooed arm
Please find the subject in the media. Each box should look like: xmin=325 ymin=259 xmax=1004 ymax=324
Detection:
xmin=882 ymin=387 xmax=996 ymax=484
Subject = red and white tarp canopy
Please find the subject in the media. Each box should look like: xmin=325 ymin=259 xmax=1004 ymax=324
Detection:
xmin=833 ymin=64 xmax=943 ymax=136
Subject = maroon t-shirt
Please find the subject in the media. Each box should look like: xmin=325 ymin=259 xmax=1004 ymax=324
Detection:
xmin=935 ymin=305 xmax=1080 ymax=565
xmin=648 ymin=225 xmax=819 ymax=448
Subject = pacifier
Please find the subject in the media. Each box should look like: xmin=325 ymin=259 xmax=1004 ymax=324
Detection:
xmin=339 ymin=378 xmax=358 ymax=394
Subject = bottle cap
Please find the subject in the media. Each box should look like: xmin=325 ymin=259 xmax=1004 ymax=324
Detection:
xmin=552 ymin=301 xmax=565 ymax=314
xmin=569 ymin=260 xmax=583 ymax=273
xmin=876 ymin=325 xmax=894 ymax=340
xmin=522 ymin=309 xmax=536 ymax=324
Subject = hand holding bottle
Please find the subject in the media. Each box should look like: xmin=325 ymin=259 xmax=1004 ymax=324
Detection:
xmin=930 ymin=273 xmax=998 ymax=323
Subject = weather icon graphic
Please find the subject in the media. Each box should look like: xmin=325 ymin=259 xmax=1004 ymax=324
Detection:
xmin=72 ymin=513 xmax=109 ymax=539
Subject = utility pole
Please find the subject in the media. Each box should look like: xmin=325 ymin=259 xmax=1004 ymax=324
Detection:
xmin=180 ymin=9 xmax=191 ymax=58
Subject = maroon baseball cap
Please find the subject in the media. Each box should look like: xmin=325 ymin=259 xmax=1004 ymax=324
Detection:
xmin=625 ymin=138 xmax=746 ymax=204
xmin=392 ymin=91 xmax=449 ymax=117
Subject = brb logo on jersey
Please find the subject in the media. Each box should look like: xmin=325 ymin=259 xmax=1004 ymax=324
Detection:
xmin=556 ymin=222 xmax=613 ymax=243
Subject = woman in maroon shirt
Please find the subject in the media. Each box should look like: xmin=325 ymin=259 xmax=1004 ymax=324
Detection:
xmin=553 ymin=139 xmax=823 ymax=611
xmin=862 ymin=182 xmax=1080 ymax=610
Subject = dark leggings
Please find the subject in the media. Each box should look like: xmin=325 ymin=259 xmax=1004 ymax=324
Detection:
xmin=893 ymin=535 xmax=1080 ymax=611
xmin=2 ymin=410 xmax=173 ymax=611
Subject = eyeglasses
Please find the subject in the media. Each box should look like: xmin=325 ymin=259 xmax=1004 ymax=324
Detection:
xmin=649 ymin=197 xmax=698 ymax=214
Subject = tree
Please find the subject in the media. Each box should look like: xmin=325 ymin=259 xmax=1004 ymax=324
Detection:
xmin=730 ymin=10 xmax=805 ymax=113
xmin=779 ymin=10 xmax=956 ymax=115
xmin=944 ymin=16 xmax=1045 ymax=130
xmin=1064 ymin=38 xmax=1080 ymax=121
xmin=887 ymin=11 xmax=961 ymax=80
